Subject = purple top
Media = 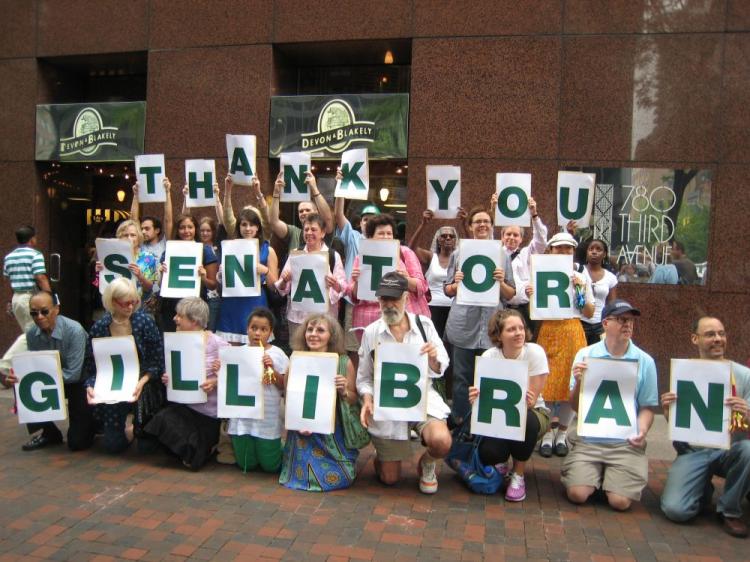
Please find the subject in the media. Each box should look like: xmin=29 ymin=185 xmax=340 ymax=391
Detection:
xmin=189 ymin=331 xmax=229 ymax=418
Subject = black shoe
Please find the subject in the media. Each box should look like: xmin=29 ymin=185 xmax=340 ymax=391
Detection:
xmin=718 ymin=514 xmax=749 ymax=538
xmin=554 ymin=441 xmax=569 ymax=456
xmin=539 ymin=442 xmax=553 ymax=457
xmin=22 ymin=433 xmax=63 ymax=451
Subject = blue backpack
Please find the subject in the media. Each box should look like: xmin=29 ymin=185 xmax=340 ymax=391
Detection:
xmin=445 ymin=415 xmax=503 ymax=495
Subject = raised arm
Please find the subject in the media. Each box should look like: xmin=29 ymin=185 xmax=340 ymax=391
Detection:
xmin=333 ymin=168 xmax=348 ymax=231
xmin=528 ymin=197 xmax=548 ymax=255
xmin=213 ymin=183 xmax=224 ymax=224
xmin=306 ymin=171 xmax=333 ymax=234
xmin=407 ymin=209 xmax=435 ymax=267
xmin=162 ymin=178 xmax=173 ymax=238
xmin=249 ymin=176 xmax=271 ymax=238
xmin=270 ymin=172 xmax=290 ymax=240
xmin=222 ymin=175 xmax=237 ymax=237
xmin=130 ymin=183 xmax=140 ymax=222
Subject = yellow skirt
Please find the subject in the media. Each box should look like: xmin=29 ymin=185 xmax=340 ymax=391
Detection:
xmin=537 ymin=319 xmax=587 ymax=402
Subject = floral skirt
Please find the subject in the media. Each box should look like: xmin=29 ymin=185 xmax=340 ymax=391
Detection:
xmin=279 ymin=419 xmax=358 ymax=492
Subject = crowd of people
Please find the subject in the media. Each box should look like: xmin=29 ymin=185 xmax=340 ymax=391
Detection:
xmin=2 ymin=173 xmax=749 ymax=539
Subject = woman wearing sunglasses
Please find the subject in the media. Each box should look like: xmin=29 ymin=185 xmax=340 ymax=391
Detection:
xmin=406 ymin=208 xmax=460 ymax=340
xmin=84 ymin=278 xmax=165 ymax=454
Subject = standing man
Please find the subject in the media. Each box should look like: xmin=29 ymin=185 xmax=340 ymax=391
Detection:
xmin=130 ymin=178 xmax=174 ymax=258
xmin=357 ymin=272 xmax=452 ymax=494
xmin=3 ymin=225 xmax=51 ymax=332
xmin=563 ymin=300 xmax=659 ymax=511
xmin=670 ymin=239 xmax=698 ymax=285
xmin=6 ymin=291 xmax=95 ymax=451
xmin=660 ymin=317 xmax=750 ymax=538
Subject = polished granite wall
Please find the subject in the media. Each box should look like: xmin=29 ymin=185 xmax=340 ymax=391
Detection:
xmin=1 ymin=1 xmax=748 ymax=378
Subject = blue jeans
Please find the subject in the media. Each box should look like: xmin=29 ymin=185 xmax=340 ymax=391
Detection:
xmin=661 ymin=440 xmax=750 ymax=520
xmin=451 ymin=346 xmax=484 ymax=421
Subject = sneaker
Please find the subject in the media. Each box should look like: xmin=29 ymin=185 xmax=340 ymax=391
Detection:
xmin=539 ymin=429 xmax=554 ymax=458
xmin=554 ymin=431 xmax=569 ymax=456
xmin=418 ymin=456 xmax=438 ymax=494
xmin=505 ymin=472 xmax=526 ymax=502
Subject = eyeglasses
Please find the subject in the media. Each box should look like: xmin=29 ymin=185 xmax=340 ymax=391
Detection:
xmin=439 ymin=233 xmax=456 ymax=239
xmin=114 ymin=299 xmax=138 ymax=308
xmin=612 ymin=316 xmax=636 ymax=326
xmin=697 ymin=331 xmax=725 ymax=338
xmin=30 ymin=309 xmax=51 ymax=317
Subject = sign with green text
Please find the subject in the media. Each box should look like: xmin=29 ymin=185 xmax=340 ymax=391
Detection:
xmin=557 ymin=171 xmax=595 ymax=227
xmin=226 ymin=134 xmax=256 ymax=186
xmin=426 ymin=165 xmax=461 ymax=219
xmin=289 ymin=251 xmax=329 ymax=314
xmin=269 ymin=94 xmax=408 ymax=160
xmin=374 ymin=342 xmax=428 ymax=423
xmin=221 ymin=239 xmax=261 ymax=298
xmin=12 ymin=351 xmax=67 ymax=424
xmin=279 ymin=152 xmax=312 ymax=203
xmin=470 ymin=356 xmax=528 ymax=441
xmin=456 ymin=240 xmax=504 ymax=307
xmin=495 ymin=173 xmax=531 ymax=227
xmin=577 ymin=357 xmax=638 ymax=440
xmin=185 ymin=159 xmax=217 ymax=208
xmin=217 ymin=346 xmax=264 ymax=419
xmin=530 ymin=254 xmax=576 ymax=320
xmin=91 ymin=336 xmax=140 ymax=404
xmin=668 ymin=359 xmax=731 ymax=449
xmin=357 ymin=239 xmax=400 ymax=302
xmin=95 ymin=238 xmax=133 ymax=295
xmin=285 ymin=352 xmax=338 ymax=434
xmin=164 ymin=332 xmax=207 ymax=404
xmin=135 ymin=154 xmax=167 ymax=203
xmin=161 ymin=241 xmax=203 ymax=299
xmin=335 ymin=148 xmax=370 ymax=200
xmin=36 ymin=102 xmax=146 ymax=162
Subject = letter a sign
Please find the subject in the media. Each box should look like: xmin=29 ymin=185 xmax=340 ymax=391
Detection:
xmin=669 ymin=359 xmax=731 ymax=449
xmin=12 ymin=351 xmax=67 ymax=424
xmin=374 ymin=342 xmax=428 ymax=422
xmin=471 ymin=356 xmax=528 ymax=441
xmin=577 ymin=357 xmax=638 ymax=440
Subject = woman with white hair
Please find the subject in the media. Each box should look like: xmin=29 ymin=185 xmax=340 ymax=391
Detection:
xmin=84 ymin=278 xmax=165 ymax=453
xmin=144 ymin=297 xmax=229 ymax=469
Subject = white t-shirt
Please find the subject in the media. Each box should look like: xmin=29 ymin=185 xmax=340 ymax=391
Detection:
xmin=227 ymin=345 xmax=289 ymax=439
xmin=582 ymin=268 xmax=618 ymax=324
xmin=481 ymin=343 xmax=549 ymax=411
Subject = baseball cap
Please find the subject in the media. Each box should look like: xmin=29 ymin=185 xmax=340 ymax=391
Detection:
xmin=547 ymin=232 xmax=578 ymax=248
xmin=360 ymin=204 xmax=381 ymax=217
xmin=375 ymin=271 xmax=408 ymax=298
xmin=602 ymin=299 xmax=641 ymax=319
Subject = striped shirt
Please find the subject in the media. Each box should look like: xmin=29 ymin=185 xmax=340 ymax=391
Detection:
xmin=3 ymin=246 xmax=46 ymax=292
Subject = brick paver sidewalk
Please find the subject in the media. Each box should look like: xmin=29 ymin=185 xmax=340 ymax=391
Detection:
xmin=0 ymin=392 xmax=746 ymax=561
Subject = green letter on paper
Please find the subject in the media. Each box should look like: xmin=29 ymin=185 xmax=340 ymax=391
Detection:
xmin=18 ymin=372 xmax=60 ymax=412
xmin=536 ymin=271 xmax=571 ymax=308
xmin=461 ymin=255 xmax=495 ymax=293
xmin=138 ymin=166 xmax=162 ymax=195
xmin=362 ymin=255 xmax=393 ymax=291
xmin=229 ymin=147 xmax=253 ymax=176
xmin=340 ymin=162 xmax=366 ymax=190
xmin=188 ymin=171 xmax=214 ymax=199
xmin=224 ymin=255 xmax=255 ymax=289
xmin=302 ymin=375 xmax=319 ymax=419
xmin=103 ymin=253 xmax=132 ymax=283
xmin=379 ymin=362 xmax=421 ymax=408
xmin=226 ymin=364 xmax=255 ymax=407
xmin=430 ymin=179 xmax=458 ymax=211
xmin=477 ymin=378 xmax=522 ymax=426
xmin=284 ymin=165 xmax=308 ymax=194
xmin=498 ymin=186 xmax=528 ymax=218
xmin=584 ymin=380 xmax=631 ymax=426
xmin=168 ymin=256 xmax=197 ymax=289
xmin=559 ymin=186 xmax=590 ymax=221
xmin=292 ymin=269 xmax=325 ymax=303
xmin=675 ymin=380 xmax=724 ymax=432
xmin=171 ymin=350 xmax=198 ymax=391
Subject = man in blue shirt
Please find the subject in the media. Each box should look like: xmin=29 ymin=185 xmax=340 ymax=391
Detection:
xmin=563 ymin=300 xmax=659 ymax=511
xmin=6 ymin=291 xmax=95 ymax=451
xmin=660 ymin=316 xmax=750 ymax=538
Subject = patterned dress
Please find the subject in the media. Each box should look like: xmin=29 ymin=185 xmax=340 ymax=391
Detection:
xmin=537 ymin=318 xmax=587 ymax=402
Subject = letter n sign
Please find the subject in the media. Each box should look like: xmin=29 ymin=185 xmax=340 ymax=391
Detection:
xmin=669 ymin=359 xmax=731 ymax=449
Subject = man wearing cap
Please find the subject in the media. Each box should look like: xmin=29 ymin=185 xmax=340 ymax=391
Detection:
xmin=334 ymin=169 xmax=382 ymax=365
xmin=563 ymin=299 xmax=658 ymax=511
xmin=5 ymin=291 xmax=95 ymax=451
xmin=660 ymin=316 xmax=750 ymax=538
xmin=357 ymin=272 xmax=452 ymax=494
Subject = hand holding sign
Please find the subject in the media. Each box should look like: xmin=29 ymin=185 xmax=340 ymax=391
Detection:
xmin=12 ymin=352 xmax=67 ymax=425
xmin=95 ymin=238 xmax=133 ymax=295
xmin=470 ymin=356 xmax=528 ymax=441
xmin=91 ymin=336 xmax=141 ymax=404
xmin=373 ymin=342 xmax=428 ymax=423
xmin=577 ymin=357 xmax=638 ymax=440
xmin=285 ymin=352 xmax=338 ymax=434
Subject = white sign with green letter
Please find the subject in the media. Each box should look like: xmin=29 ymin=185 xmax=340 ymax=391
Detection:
xmin=426 ymin=165 xmax=461 ymax=219
xmin=161 ymin=241 xmax=203 ymax=298
xmin=95 ymin=238 xmax=133 ymax=295
xmin=285 ymin=351 xmax=338 ymax=434
xmin=577 ymin=357 xmax=638 ymax=440
xmin=221 ymin=239 xmax=261 ymax=298
xmin=334 ymin=148 xmax=369 ymax=200
xmin=226 ymin=134 xmax=256 ymax=186
xmin=279 ymin=152 xmax=312 ymax=203
xmin=13 ymin=351 xmax=67 ymax=424
xmin=557 ymin=171 xmax=595 ymax=227
xmin=289 ymin=251 xmax=329 ymax=314
xmin=164 ymin=332 xmax=206 ymax=404
xmin=374 ymin=343 xmax=428 ymax=423
xmin=456 ymin=240 xmax=504 ymax=307
xmin=669 ymin=359 xmax=731 ymax=449
xmin=495 ymin=173 xmax=531 ymax=227
xmin=357 ymin=239 xmax=399 ymax=302
xmin=471 ymin=356 xmax=528 ymax=441
xmin=530 ymin=254 xmax=576 ymax=320
xmin=91 ymin=336 xmax=140 ymax=404
xmin=185 ymin=159 xmax=216 ymax=208
xmin=134 ymin=154 xmax=166 ymax=203
xmin=217 ymin=346 xmax=264 ymax=419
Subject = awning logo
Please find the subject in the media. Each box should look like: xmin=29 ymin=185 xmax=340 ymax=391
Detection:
xmin=59 ymin=108 xmax=119 ymax=157
xmin=301 ymin=99 xmax=375 ymax=153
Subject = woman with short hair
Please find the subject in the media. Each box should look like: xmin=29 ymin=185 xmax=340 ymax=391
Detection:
xmin=84 ymin=278 xmax=165 ymax=453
